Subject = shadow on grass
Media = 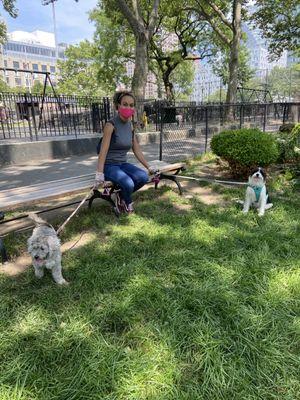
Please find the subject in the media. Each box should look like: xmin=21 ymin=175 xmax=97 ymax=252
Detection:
xmin=0 ymin=185 xmax=299 ymax=399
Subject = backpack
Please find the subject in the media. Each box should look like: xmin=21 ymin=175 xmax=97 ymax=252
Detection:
xmin=96 ymin=120 xmax=135 ymax=155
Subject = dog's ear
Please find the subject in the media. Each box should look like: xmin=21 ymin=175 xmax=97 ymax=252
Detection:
xmin=259 ymin=167 xmax=266 ymax=179
xmin=27 ymin=237 xmax=33 ymax=252
xmin=250 ymin=167 xmax=258 ymax=176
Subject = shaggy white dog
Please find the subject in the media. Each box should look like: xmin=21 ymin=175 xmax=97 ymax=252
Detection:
xmin=27 ymin=213 xmax=68 ymax=285
xmin=243 ymin=167 xmax=273 ymax=216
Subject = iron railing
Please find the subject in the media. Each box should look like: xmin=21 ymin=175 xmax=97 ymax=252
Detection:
xmin=0 ymin=93 xmax=111 ymax=141
xmin=158 ymin=102 xmax=300 ymax=161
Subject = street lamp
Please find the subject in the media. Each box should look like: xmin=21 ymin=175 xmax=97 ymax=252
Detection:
xmin=42 ymin=0 xmax=59 ymax=60
xmin=42 ymin=0 xmax=80 ymax=60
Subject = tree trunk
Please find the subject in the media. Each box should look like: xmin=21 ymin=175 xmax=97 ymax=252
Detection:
xmin=131 ymin=32 xmax=148 ymax=127
xmin=163 ymin=75 xmax=175 ymax=104
xmin=226 ymin=0 xmax=242 ymax=109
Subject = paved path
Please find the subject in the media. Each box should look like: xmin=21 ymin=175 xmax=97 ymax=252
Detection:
xmin=0 ymin=139 xmax=207 ymax=191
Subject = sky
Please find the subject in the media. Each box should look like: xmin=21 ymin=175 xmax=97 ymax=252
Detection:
xmin=2 ymin=0 xmax=98 ymax=45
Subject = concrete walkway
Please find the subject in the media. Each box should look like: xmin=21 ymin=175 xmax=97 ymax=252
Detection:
xmin=0 ymin=139 xmax=206 ymax=191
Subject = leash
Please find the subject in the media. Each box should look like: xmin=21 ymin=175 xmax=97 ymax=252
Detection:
xmin=56 ymin=189 xmax=93 ymax=236
xmin=166 ymin=174 xmax=248 ymax=186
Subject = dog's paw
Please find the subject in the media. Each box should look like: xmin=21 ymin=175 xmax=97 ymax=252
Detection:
xmin=258 ymin=212 xmax=265 ymax=217
xmin=34 ymin=270 xmax=44 ymax=279
xmin=57 ymin=279 xmax=69 ymax=286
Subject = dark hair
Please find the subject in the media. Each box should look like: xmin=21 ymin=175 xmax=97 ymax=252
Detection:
xmin=113 ymin=91 xmax=136 ymax=108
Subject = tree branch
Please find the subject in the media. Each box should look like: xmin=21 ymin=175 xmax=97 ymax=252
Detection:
xmin=148 ymin=0 xmax=160 ymax=37
xmin=197 ymin=4 xmax=231 ymax=45
xmin=115 ymin=0 xmax=143 ymax=34
xmin=206 ymin=1 xmax=232 ymax=29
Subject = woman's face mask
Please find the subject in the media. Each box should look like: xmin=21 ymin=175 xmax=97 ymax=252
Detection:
xmin=119 ymin=107 xmax=135 ymax=119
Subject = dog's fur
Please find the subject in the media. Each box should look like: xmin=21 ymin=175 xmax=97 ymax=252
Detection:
xmin=243 ymin=167 xmax=273 ymax=216
xmin=27 ymin=213 xmax=68 ymax=285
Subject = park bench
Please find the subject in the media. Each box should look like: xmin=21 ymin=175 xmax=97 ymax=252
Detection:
xmin=0 ymin=160 xmax=185 ymax=263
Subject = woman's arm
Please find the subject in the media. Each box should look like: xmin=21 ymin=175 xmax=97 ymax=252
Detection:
xmin=132 ymin=135 xmax=150 ymax=170
xmin=96 ymin=122 xmax=114 ymax=173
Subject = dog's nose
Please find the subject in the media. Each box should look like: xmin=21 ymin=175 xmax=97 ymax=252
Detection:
xmin=256 ymin=173 xmax=260 ymax=177
xmin=34 ymin=255 xmax=39 ymax=259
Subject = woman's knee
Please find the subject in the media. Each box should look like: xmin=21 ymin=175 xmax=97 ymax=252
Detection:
xmin=120 ymin=177 xmax=135 ymax=192
xmin=136 ymin=170 xmax=149 ymax=185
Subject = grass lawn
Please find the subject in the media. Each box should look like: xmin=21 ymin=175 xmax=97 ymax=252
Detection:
xmin=0 ymin=156 xmax=299 ymax=400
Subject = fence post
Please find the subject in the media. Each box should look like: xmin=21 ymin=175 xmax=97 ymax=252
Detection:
xmin=29 ymin=93 xmax=38 ymax=141
xmin=263 ymin=103 xmax=267 ymax=132
xmin=24 ymin=93 xmax=33 ymax=141
xmin=239 ymin=104 xmax=244 ymax=129
xmin=159 ymin=106 xmax=164 ymax=161
xmin=155 ymin=99 xmax=158 ymax=132
xmin=205 ymin=106 xmax=208 ymax=153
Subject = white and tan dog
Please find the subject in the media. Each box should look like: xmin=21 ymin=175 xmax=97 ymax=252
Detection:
xmin=243 ymin=167 xmax=273 ymax=216
xmin=27 ymin=213 xmax=68 ymax=285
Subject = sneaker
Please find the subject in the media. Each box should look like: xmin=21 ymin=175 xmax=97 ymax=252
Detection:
xmin=127 ymin=202 xmax=134 ymax=213
xmin=119 ymin=200 xmax=134 ymax=214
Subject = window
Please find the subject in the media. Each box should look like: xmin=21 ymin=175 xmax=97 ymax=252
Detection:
xmin=50 ymin=66 xmax=56 ymax=73
xmin=41 ymin=65 xmax=47 ymax=72
xmin=4 ymin=60 xmax=7 ymax=67
xmin=6 ymin=77 xmax=9 ymax=84
xmin=13 ymin=61 xmax=19 ymax=69
xmin=15 ymin=77 xmax=22 ymax=86
xmin=32 ymin=64 xmax=39 ymax=71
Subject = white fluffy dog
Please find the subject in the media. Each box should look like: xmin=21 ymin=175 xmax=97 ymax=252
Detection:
xmin=243 ymin=167 xmax=273 ymax=216
xmin=27 ymin=213 xmax=68 ymax=285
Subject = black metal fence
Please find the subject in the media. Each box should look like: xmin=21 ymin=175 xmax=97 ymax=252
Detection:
xmin=0 ymin=93 xmax=299 ymax=166
xmin=158 ymin=102 xmax=300 ymax=161
xmin=0 ymin=93 xmax=111 ymax=142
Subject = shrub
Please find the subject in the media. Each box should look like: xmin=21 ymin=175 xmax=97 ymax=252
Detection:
xmin=211 ymin=128 xmax=279 ymax=177
xmin=279 ymin=123 xmax=295 ymax=133
xmin=291 ymin=123 xmax=300 ymax=162
xmin=276 ymin=123 xmax=300 ymax=163
xmin=291 ymin=123 xmax=300 ymax=144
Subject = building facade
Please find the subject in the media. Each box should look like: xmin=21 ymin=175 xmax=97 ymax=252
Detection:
xmin=0 ymin=30 xmax=66 ymax=90
xmin=191 ymin=58 xmax=223 ymax=103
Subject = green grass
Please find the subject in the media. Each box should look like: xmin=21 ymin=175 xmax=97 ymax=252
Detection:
xmin=0 ymin=160 xmax=299 ymax=400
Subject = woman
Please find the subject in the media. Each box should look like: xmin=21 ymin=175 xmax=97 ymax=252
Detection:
xmin=94 ymin=91 xmax=154 ymax=214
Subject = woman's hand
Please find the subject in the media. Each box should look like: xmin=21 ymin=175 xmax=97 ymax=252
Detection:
xmin=93 ymin=171 xmax=105 ymax=189
xmin=148 ymin=166 xmax=159 ymax=175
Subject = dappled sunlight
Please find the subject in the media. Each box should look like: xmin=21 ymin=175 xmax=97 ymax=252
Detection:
xmin=116 ymin=324 xmax=180 ymax=399
xmin=11 ymin=307 xmax=51 ymax=338
xmin=0 ymin=166 xmax=299 ymax=399
xmin=266 ymin=268 xmax=300 ymax=305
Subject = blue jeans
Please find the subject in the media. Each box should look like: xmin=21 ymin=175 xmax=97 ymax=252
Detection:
xmin=104 ymin=163 xmax=149 ymax=205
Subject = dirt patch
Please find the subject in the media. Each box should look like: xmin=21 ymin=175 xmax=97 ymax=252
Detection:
xmin=157 ymin=180 xmax=227 ymax=207
xmin=182 ymin=181 xmax=227 ymax=205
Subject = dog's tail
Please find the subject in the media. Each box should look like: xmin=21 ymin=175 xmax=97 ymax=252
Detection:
xmin=28 ymin=212 xmax=52 ymax=227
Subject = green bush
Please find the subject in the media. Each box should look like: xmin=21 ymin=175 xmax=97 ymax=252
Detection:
xmin=291 ymin=123 xmax=300 ymax=162
xmin=279 ymin=123 xmax=295 ymax=133
xmin=291 ymin=123 xmax=300 ymax=144
xmin=211 ymin=128 xmax=279 ymax=176
xmin=276 ymin=123 xmax=300 ymax=163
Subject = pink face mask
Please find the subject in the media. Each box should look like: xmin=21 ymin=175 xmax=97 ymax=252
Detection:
xmin=119 ymin=107 xmax=135 ymax=119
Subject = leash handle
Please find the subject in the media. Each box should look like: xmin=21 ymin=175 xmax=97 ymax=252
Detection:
xmin=56 ymin=189 xmax=93 ymax=236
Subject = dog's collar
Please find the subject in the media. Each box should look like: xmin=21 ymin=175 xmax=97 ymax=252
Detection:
xmin=249 ymin=185 xmax=263 ymax=202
